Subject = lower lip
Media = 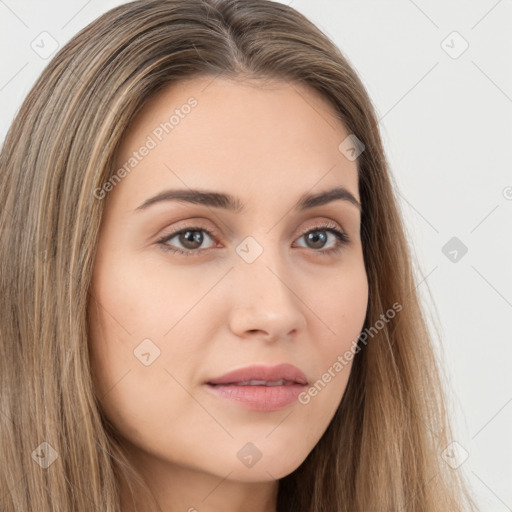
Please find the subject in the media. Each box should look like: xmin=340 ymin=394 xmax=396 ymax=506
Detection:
xmin=204 ymin=383 xmax=306 ymax=411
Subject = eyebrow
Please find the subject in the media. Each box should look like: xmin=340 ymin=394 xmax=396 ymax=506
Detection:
xmin=134 ymin=186 xmax=362 ymax=214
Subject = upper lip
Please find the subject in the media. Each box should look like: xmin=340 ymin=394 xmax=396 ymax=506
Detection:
xmin=206 ymin=363 xmax=308 ymax=385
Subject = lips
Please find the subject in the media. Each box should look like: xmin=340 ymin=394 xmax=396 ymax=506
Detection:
xmin=206 ymin=363 xmax=308 ymax=386
xmin=204 ymin=363 xmax=309 ymax=412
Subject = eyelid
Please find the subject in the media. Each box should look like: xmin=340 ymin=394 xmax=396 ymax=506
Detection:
xmin=156 ymin=219 xmax=220 ymax=243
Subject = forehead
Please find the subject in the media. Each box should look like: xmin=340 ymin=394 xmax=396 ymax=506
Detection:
xmin=110 ymin=76 xmax=359 ymax=211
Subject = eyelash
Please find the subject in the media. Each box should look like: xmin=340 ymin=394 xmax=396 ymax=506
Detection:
xmin=156 ymin=221 xmax=350 ymax=258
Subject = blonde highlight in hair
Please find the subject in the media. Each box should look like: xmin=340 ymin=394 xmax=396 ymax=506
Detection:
xmin=0 ymin=0 xmax=478 ymax=510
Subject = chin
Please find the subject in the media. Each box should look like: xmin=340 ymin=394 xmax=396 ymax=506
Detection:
xmin=219 ymin=444 xmax=310 ymax=483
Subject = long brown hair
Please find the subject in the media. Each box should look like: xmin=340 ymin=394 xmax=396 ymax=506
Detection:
xmin=0 ymin=0 xmax=478 ymax=510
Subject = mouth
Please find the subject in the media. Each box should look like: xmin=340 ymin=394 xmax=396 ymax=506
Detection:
xmin=204 ymin=364 xmax=308 ymax=411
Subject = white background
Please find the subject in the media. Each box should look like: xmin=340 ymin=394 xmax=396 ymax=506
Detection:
xmin=1 ymin=1 xmax=511 ymax=510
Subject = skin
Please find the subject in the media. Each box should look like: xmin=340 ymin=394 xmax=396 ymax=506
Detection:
xmin=88 ymin=75 xmax=369 ymax=512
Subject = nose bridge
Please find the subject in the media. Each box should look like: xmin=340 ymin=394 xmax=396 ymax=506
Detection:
xmin=236 ymin=232 xmax=289 ymax=297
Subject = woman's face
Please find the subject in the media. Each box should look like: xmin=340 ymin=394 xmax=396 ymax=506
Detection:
xmin=88 ymin=76 xmax=368 ymax=488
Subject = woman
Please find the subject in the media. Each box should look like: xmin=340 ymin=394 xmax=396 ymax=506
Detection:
xmin=0 ymin=0 xmax=478 ymax=510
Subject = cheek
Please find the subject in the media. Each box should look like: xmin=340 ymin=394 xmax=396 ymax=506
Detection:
xmin=317 ymin=260 xmax=369 ymax=354
xmin=87 ymin=252 xmax=214 ymax=420
xmin=89 ymin=249 xmax=201 ymax=346
xmin=302 ymin=262 xmax=368 ymax=404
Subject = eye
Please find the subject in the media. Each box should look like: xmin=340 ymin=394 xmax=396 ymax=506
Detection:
xmin=156 ymin=225 xmax=217 ymax=256
xmin=156 ymin=221 xmax=350 ymax=257
xmin=294 ymin=221 xmax=350 ymax=256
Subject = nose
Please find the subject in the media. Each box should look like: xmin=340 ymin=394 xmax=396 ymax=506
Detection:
xmin=227 ymin=249 xmax=307 ymax=342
